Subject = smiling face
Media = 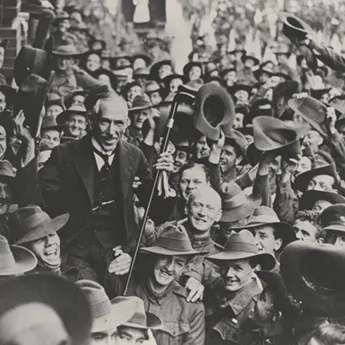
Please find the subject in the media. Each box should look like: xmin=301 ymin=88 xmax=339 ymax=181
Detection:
xmin=220 ymin=144 xmax=239 ymax=175
xmin=66 ymin=114 xmax=87 ymax=138
xmin=220 ymin=258 xmax=254 ymax=292
xmin=86 ymin=53 xmax=101 ymax=72
xmin=150 ymin=255 xmax=188 ymax=292
xmin=194 ymin=136 xmax=210 ymax=159
xmin=26 ymin=233 xmax=61 ymax=268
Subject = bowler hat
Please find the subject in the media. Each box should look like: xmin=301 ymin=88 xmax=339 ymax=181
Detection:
xmin=77 ymin=280 xmax=137 ymax=332
xmin=279 ymin=12 xmax=313 ymax=41
xmin=207 ymin=230 xmax=276 ymax=270
xmin=183 ymin=61 xmax=203 ymax=78
xmin=281 ymin=241 xmax=345 ymax=317
xmin=131 ymin=54 xmax=152 ymax=67
xmin=0 ymin=235 xmax=37 ymax=275
xmin=15 ymin=72 xmax=55 ymax=137
xmin=140 ymin=223 xmax=206 ymax=256
xmin=10 ymin=205 xmax=69 ymax=245
xmin=294 ymin=163 xmax=340 ymax=192
xmin=288 ymin=96 xmax=328 ymax=137
xmin=150 ymin=60 xmax=172 ymax=81
xmin=41 ymin=116 xmax=65 ymax=132
xmin=253 ymin=116 xmax=308 ymax=157
xmin=194 ymin=83 xmax=235 ymax=141
xmin=121 ymin=296 xmax=162 ymax=330
xmin=0 ymin=274 xmax=92 ymax=345
xmin=162 ymin=74 xmax=187 ymax=88
xmin=53 ymin=44 xmax=85 ymax=57
xmin=0 ymin=160 xmax=15 ymax=180
xmin=57 ymin=103 xmax=88 ymax=125
xmin=319 ymin=204 xmax=345 ymax=233
xmin=129 ymin=94 xmax=153 ymax=113
xmin=14 ymin=45 xmax=52 ymax=86
xmin=219 ymin=182 xmax=262 ymax=223
xmin=232 ymin=206 xmax=296 ymax=246
xmin=299 ymin=190 xmax=345 ymax=210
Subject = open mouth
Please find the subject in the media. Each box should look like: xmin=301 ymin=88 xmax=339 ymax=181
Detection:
xmin=160 ymin=270 xmax=172 ymax=278
xmin=45 ymin=245 xmax=59 ymax=257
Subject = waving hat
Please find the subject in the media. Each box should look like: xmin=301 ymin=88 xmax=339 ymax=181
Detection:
xmin=194 ymin=82 xmax=235 ymax=141
xmin=279 ymin=12 xmax=313 ymax=41
xmin=281 ymin=241 xmax=345 ymax=317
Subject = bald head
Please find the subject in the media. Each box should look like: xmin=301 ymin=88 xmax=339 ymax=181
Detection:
xmin=189 ymin=185 xmax=222 ymax=211
xmin=93 ymin=93 xmax=128 ymax=120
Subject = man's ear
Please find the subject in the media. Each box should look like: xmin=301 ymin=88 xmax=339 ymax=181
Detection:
xmin=235 ymin=155 xmax=243 ymax=165
xmin=215 ymin=209 xmax=222 ymax=223
xmin=274 ymin=237 xmax=283 ymax=251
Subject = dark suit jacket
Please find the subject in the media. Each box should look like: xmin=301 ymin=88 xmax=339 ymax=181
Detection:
xmin=17 ymin=135 xmax=168 ymax=251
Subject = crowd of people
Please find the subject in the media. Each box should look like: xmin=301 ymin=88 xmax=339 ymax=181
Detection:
xmin=2 ymin=1 xmax=345 ymax=345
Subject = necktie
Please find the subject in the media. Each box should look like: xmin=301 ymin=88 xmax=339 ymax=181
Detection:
xmin=93 ymin=147 xmax=112 ymax=170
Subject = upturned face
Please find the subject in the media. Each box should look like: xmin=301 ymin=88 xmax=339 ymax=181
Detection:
xmin=27 ymin=233 xmax=61 ymax=267
xmin=220 ymin=144 xmax=238 ymax=175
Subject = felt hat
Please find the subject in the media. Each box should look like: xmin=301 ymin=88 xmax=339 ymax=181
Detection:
xmin=162 ymin=74 xmax=187 ymax=88
xmin=129 ymin=94 xmax=153 ymax=113
xmin=194 ymin=82 xmax=235 ymax=141
xmin=0 ymin=274 xmax=91 ymax=345
xmin=294 ymin=163 xmax=340 ymax=192
xmin=319 ymin=204 xmax=345 ymax=233
xmin=10 ymin=205 xmax=69 ymax=245
xmin=15 ymin=72 xmax=55 ymax=137
xmin=54 ymin=11 xmax=70 ymax=22
xmin=144 ymin=80 xmax=168 ymax=98
xmin=150 ymin=60 xmax=172 ymax=81
xmin=219 ymin=182 xmax=262 ymax=223
xmin=133 ymin=67 xmax=151 ymax=79
xmin=207 ymin=230 xmax=276 ymax=270
xmin=241 ymin=53 xmax=260 ymax=66
xmin=244 ymin=99 xmax=273 ymax=127
xmin=299 ymin=190 xmax=345 ymax=210
xmin=131 ymin=54 xmax=152 ymax=67
xmin=53 ymin=44 xmax=85 ymax=57
xmin=232 ymin=206 xmax=296 ymax=246
xmin=0 ymin=235 xmax=37 ymax=276
xmin=140 ymin=223 xmax=206 ymax=256
xmin=56 ymin=103 xmax=88 ymax=125
xmin=183 ymin=61 xmax=203 ymax=78
xmin=0 ymin=160 xmax=15 ymax=180
xmin=273 ymin=80 xmax=299 ymax=104
xmin=121 ymin=296 xmax=162 ymax=330
xmin=252 ymin=116 xmax=308 ymax=158
xmin=288 ymin=96 xmax=328 ymax=137
xmin=0 ymin=86 xmax=16 ymax=108
xmin=253 ymin=63 xmax=275 ymax=80
xmin=279 ymin=12 xmax=313 ymax=41
xmin=77 ymin=280 xmax=137 ymax=332
xmin=281 ymin=241 xmax=345 ymax=317
xmin=182 ymin=78 xmax=204 ymax=95
xmin=41 ymin=116 xmax=65 ymax=132
xmin=219 ymin=65 xmax=237 ymax=78
xmin=14 ymin=45 xmax=52 ymax=86
xmin=229 ymin=83 xmax=252 ymax=96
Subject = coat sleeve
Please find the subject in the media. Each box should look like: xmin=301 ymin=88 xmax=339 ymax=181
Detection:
xmin=75 ymin=69 xmax=103 ymax=91
xmin=185 ymin=303 xmax=205 ymax=345
xmin=310 ymin=41 xmax=345 ymax=72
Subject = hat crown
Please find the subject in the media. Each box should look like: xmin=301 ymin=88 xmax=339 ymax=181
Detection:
xmin=145 ymin=81 xmax=160 ymax=93
xmin=10 ymin=205 xmax=52 ymax=242
xmin=77 ymin=280 xmax=113 ymax=319
xmin=132 ymin=94 xmax=152 ymax=108
xmin=155 ymin=225 xmax=195 ymax=253
xmin=54 ymin=44 xmax=80 ymax=56
xmin=223 ymin=230 xmax=259 ymax=254
xmin=320 ymin=204 xmax=345 ymax=228
xmin=0 ymin=235 xmax=19 ymax=271
xmin=0 ymin=160 xmax=15 ymax=179
xmin=42 ymin=116 xmax=59 ymax=129
xmin=247 ymin=206 xmax=280 ymax=225
xmin=68 ymin=103 xmax=87 ymax=113
xmin=116 ymin=297 xmax=147 ymax=327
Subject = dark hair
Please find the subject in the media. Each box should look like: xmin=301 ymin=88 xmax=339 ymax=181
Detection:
xmin=295 ymin=210 xmax=324 ymax=239
xmin=223 ymin=138 xmax=243 ymax=157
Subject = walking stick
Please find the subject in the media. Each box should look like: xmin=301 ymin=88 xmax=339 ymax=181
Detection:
xmin=123 ymin=88 xmax=195 ymax=295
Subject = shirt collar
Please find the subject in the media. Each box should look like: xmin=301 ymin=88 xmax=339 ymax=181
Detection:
xmin=91 ymin=137 xmax=116 ymax=156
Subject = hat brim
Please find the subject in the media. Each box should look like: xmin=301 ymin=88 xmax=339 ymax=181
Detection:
xmin=0 ymin=274 xmax=92 ymax=345
xmin=139 ymin=246 xmax=207 ymax=257
xmin=129 ymin=104 xmax=154 ymax=113
xmin=15 ymin=213 xmax=70 ymax=245
xmin=57 ymin=109 xmax=88 ymax=125
xmin=323 ymin=224 xmax=345 ymax=233
xmin=0 ymin=245 xmax=37 ymax=276
xmin=123 ymin=312 xmax=163 ymax=330
xmin=207 ymin=251 xmax=276 ymax=271
xmin=279 ymin=12 xmax=313 ymax=39
xmin=299 ymin=190 xmax=345 ymax=210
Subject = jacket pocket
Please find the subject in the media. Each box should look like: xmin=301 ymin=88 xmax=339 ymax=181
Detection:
xmin=213 ymin=318 xmax=241 ymax=344
xmin=156 ymin=321 xmax=190 ymax=345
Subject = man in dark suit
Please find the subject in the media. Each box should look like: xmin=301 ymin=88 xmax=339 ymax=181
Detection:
xmin=14 ymin=91 xmax=174 ymax=284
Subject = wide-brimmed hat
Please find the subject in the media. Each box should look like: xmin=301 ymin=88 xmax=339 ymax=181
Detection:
xmin=140 ymin=224 xmax=206 ymax=256
xmin=0 ymin=160 xmax=15 ymax=180
xmin=15 ymin=72 xmax=55 ymax=137
xmin=252 ymin=116 xmax=308 ymax=157
xmin=288 ymin=96 xmax=328 ymax=137
xmin=14 ymin=45 xmax=52 ymax=86
xmin=194 ymin=82 xmax=235 ymax=141
xmin=0 ymin=235 xmax=37 ymax=275
xmin=232 ymin=206 xmax=296 ymax=246
xmin=41 ymin=116 xmax=65 ymax=133
xmin=77 ymin=280 xmax=137 ymax=332
xmin=229 ymin=83 xmax=252 ymax=96
xmin=121 ymin=296 xmax=162 ymax=330
xmin=131 ymin=54 xmax=152 ymax=67
xmin=144 ymin=80 xmax=167 ymax=98
xmin=241 ymin=53 xmax=260 ymax=66
xmin=253 ymin=63 xmax=275 ymax=80
xmin=219 ymin=65 xmax=237 ymax=78
xmin=219 ymin=182 xmax=262 ymax=223
xmin=279 ymin=12 xmax=313 ymax=41
xmin=129 ymin=94 xmax=153 ymax=113
xmin=310 ymin=88 xmax=331 ymax=100
xmin=53 ymin=44 xmax=85 ymax=57
xmin=281 ymin=241 xmax=345 ymax=317
xmin=57 ymin=103 xmax=88 ymax=125
xmin=10 ymin=205 xmax=69 ymax=245
xmin=0 ymin=274 xmax=91 ymax=345
xmin=183 ymin=61 xmax=203 ymax=78
xmin=150 ymin=60 xmax=172 ymax=81
xmin=207 ymin=230 xmax=276 ymax=270
xmin=319 ymin=204 xmax=345 ymax=233
xmin=162 ymin=74 xmax=187 ymax=88
xmin=299 ymin=190 xmax=345 ymax=210
xmin=294 ymin=163 xmax=340 ymax=192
